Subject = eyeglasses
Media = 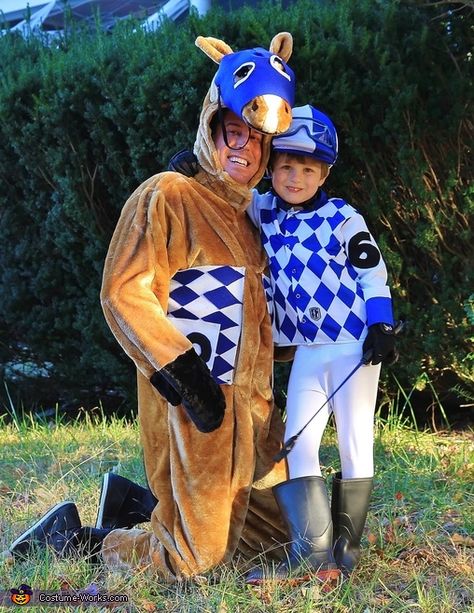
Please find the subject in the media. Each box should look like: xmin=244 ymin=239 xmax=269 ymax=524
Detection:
xmin=221 ymin=122 xmax=253 ymax=150
xmin=216 ymin=89 xmax=260 ymax=150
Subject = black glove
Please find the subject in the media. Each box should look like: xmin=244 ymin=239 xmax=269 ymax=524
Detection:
xmin=150 ymin=348 xmax=226 ymax=433
xmin=149 ymin=371 xmax=182 ymax=406
xmin=362 ymin=323 xmax=397 ymax=365
xmin=168 ymin=149 xmax=199 ymax=177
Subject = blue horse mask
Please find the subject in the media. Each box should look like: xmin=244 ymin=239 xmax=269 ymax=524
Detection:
xmin=214 ymin=47 xmax=295 ymax=134
xmin=196 ymin=34 xmax=296 ymax=135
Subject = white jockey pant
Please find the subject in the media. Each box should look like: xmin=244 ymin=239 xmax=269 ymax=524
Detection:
xmin=284 ymin=342 xmax=381 ymax=480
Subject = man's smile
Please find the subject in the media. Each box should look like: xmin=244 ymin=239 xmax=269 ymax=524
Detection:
xmin=228 ymin=156 xmax=250 ymax=167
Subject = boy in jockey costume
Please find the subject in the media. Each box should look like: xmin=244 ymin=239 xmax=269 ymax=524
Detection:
xmin=246 ymin=104 xmax=396 ymax=582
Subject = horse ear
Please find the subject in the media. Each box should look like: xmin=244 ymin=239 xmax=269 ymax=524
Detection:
xmin=269 ymin=32 xmax=293 ymax=62
xmin=195 ymin=36 xmax=234 ymax=64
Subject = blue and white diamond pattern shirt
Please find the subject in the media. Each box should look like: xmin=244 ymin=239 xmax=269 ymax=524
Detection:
xmin=168 ymin=266 xmax=245 ymax=384
xmin=248 ymin=190 xmax=394 ymax=346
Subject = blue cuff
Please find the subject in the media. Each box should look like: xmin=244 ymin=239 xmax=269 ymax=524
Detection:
xmin=366 ymin=297 xmax=394 ymax=327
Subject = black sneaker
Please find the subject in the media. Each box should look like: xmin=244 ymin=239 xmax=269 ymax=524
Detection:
xmin=95 ymin=473 xmax=156 ymax=529
xmin=8 ymin=501 xmax=82 ymax=557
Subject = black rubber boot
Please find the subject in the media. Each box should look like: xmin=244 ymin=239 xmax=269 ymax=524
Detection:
xmin=72 ymin=527 xmax=113 ymax=564
xmin=331 ymin=472 xmax=374 ymax=573
xmin=6 ymin=501 xmax=113 ymax=564
xmin=95 ymin=473 xmax=157 ymax=529
xmin=246 ymin=476 xmax=340 ymax=585
xmin=8 ymin=502 xmax=82 ymax=558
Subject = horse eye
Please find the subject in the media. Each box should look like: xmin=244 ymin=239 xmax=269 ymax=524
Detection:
xmin=270 ymin=55 xmax=291 ymax=81
xmin=235 ymin=66 xmax=251 ymax=80
xmin=233 ymin=62 xmax=255 ymax=87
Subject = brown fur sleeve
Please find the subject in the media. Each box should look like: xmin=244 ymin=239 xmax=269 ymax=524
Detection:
xmin=100 ymin=175 xmax=193 ymax=378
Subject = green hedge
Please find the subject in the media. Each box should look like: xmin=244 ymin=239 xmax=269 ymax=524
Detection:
xmin=0 ymin=0 xmax=472 ymax=416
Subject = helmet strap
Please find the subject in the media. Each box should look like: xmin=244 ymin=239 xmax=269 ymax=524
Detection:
xmin=263 ymin=167 xmax=272 ymax=181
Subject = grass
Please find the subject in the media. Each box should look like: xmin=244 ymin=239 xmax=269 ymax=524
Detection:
xmin=0 ymin=406 xmax=473 ymax=613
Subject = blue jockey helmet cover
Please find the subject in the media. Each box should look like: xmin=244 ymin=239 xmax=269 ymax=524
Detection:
xmin=214 ymin=47 xmax=295 ymax=120
xmin=272 ymin=105 xmax=339 ymax=166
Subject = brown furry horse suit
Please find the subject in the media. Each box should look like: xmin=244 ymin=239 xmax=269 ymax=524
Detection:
xmin=99 ymin=33 xmax=295 ymax=579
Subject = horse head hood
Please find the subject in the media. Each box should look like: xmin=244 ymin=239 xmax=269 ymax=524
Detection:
xmin=193 ymin=33 xmax=294 ymax=194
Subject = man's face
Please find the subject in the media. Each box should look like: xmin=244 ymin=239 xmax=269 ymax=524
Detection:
xmin=213 ymin=111 xmax=263 ymax=185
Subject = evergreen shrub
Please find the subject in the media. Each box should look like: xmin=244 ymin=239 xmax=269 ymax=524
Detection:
xmin=0 ymin=0 xmax=472 ymax=417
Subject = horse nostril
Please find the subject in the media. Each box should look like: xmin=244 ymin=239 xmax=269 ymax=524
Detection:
xmin=285 ymin=104 xmax=290 ymax=114
xmin=252 ymin=101 xmax=259 ymax=112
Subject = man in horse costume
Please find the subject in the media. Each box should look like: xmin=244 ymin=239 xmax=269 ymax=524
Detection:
xmin=6 ymin=33 xmax=296 ymax=581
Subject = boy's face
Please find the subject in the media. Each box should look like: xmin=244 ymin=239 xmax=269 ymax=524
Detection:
xmin=213 ymin=111 xmax=263 ymax=185
xmin=271 ymin=154 xmax=329 ymax=206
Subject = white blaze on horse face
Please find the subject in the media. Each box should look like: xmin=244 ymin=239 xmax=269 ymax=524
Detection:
xmin=237 ymin=53 xmax=293 ymax=134
xmin=242 ymin=94 xmax=292 ymax=135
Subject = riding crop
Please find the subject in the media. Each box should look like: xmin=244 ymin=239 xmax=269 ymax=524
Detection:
xmin=274 ymin=321 xmax=405 ymax=462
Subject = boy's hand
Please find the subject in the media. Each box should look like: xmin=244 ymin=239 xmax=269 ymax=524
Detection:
xmin=168 ymin=149 xmax=199 ymax=177
xmin=362 ymin=323 xmax=397 ymax=365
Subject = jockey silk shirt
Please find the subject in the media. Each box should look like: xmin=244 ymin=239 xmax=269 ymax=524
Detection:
xmin=247 ymin=189 xmax=394 ymax=346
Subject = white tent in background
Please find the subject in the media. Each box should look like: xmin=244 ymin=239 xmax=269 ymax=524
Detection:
xmin=0 ymin=1 xmax=211 ymax=37
xmin=8 ymin=0 xmax=57 ymax=35
xmin=142 ymin=0 xmax=204 ymax=30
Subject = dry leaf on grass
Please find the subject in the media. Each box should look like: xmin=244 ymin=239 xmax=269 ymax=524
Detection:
xmin=397 ymin=546 xmax=437 ymax=563
xmin=59 ymin=578 xmax=73 ymax=591
xmin=451 ymin=533 xmax=474 ymax=547
xmin=247 ymin=584 xmax=273 ymax=605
